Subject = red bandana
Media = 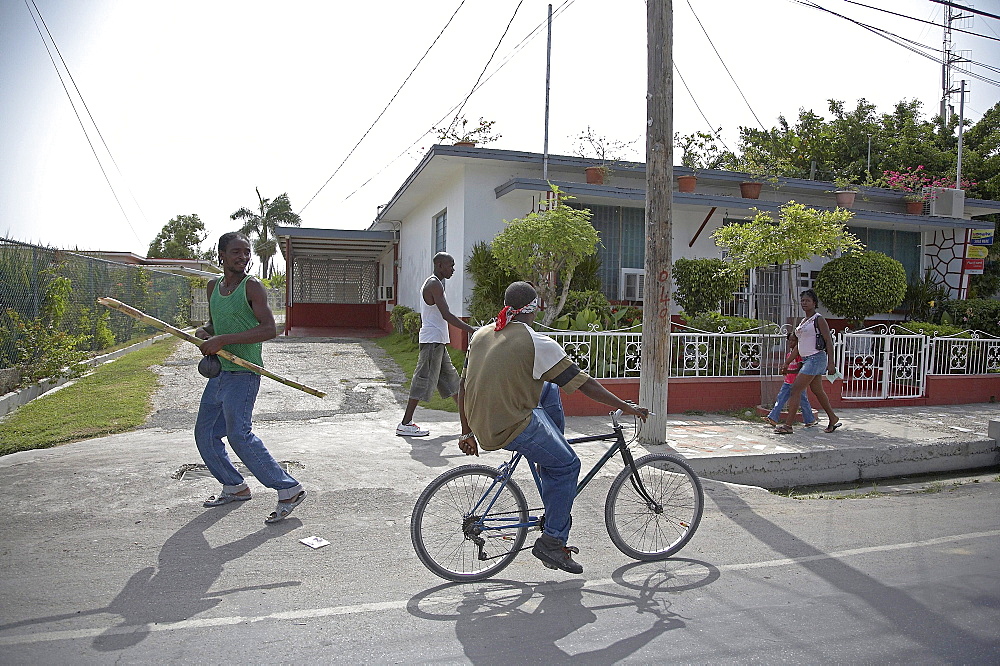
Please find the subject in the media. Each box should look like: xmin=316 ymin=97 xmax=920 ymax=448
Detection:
xmin=494 ymin=298 xmax=539 ymax=331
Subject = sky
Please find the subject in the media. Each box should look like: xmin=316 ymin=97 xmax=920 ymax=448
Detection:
xmin=2 ymin=0 xmax=999 ymax=271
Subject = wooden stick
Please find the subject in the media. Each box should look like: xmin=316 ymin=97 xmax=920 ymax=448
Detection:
xmin=98 ymin=297 xmax=326 ymax=398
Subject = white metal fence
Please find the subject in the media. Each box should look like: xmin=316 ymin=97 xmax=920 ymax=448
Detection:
xmin=538 ymin=324 xmax=1000 ymax=397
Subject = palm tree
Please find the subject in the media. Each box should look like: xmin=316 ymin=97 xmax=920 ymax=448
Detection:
xmin=230 ymin=188 xmax=302 ymax=279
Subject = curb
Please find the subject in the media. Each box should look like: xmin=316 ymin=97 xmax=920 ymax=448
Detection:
xmin=0 ymin=332 xmax=174 ymax=418
xmin=686 ymin=425 xmax=1000 ymax=489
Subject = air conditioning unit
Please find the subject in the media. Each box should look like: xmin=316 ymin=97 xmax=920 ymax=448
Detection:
xmin=620 ymin=269 xmax=645 ymax=301
xmin=927 ymin=187 xmax=965 ymax=218
xmin=378 ymin=285 xmax=394 ymax=301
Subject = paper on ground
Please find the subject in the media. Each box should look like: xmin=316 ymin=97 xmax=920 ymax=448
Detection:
xmin=300 ymin=536 xmax=330 ymax=549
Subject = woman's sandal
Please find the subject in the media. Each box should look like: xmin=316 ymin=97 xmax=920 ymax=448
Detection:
xmin=765 ymin=417 xmax=779 ymax=427
xmin=203 ymin=491 xmax=252 ymax=507
xmin=774 ymin=424 xmax=794 ymax=435
xmin=803 ymin=421 xmax=819 ymax=428
xmin=823 ymin=422 xmax=843 ymax=433
xmin=265 ymin=490 xmax=307 ymax=524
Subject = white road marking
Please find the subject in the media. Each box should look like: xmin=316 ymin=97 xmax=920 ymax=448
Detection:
xmin=2 ymin=529 xmax=998 ymax=647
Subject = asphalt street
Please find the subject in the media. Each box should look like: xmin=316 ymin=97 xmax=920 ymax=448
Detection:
xmin=0 ymin=337 xmax=998 ymax=663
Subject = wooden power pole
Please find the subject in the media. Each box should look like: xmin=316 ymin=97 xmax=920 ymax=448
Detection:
xmin=639 ymin=0 xmax=673 ymax=446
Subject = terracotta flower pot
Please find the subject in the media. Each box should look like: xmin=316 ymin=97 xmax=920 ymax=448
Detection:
xmin=740 ymin=181 xmax=763 ymax=199
xmin=905 ymin=200 xmax=924 ymax=215
xmin=677 ymin=175 xmax=697 ymax=192
xmin=585 ymin=166 xmax=606 ymax=185
xmin=835 ymin=191 xmax=856 ymax=208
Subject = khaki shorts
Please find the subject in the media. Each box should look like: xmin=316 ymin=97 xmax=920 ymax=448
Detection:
xmin=409 ymin=343 xmax=461 ymax=402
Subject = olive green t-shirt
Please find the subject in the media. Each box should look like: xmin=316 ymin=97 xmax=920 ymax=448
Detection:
xmin=462 ymin=322 xmax=589 ymax=451
xmin=209 ymin=276 xmax=264 ymax=372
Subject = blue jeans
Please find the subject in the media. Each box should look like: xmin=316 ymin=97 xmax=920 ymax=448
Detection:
xmin=195 ymin=371 xmax=302 ymax=500
xmin=506 ymin=383 xmax=579 ymax=543
xmin=768 ymin=381 xmax=815 ymax=425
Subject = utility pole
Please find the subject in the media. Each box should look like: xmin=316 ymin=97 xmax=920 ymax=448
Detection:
xmin=542 ymin=3 xmax=552 ymax=181
xmin=639 ymin=0 xmax=672 ymax=446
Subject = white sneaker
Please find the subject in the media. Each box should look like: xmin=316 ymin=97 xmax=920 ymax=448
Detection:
xmin=396 ymin=422 xmax=430 ymax=437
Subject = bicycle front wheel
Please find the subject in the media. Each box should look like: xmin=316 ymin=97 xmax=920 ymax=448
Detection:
xmin=605 ymin=453 xmax=704 ymax=561
xmin=411 ymin=464 xmax=529 ymax=582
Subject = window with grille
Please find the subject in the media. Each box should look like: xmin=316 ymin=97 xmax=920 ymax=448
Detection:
xmin=292 ymin=258 xmax=378 ymax=304
xmin=434 ymin=210 xmax=447 ymax=253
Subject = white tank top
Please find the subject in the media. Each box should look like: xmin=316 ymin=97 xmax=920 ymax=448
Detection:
xmin=796 ymin=314 xmax=821 ymax=357
xmin=419 ymin=276 xmax=451 ymax=344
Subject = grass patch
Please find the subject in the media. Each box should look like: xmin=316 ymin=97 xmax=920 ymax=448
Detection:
xmin=374 ymin=332 xmax=466 ymax=413
xmin=0 ymin=338 xmax=179 ymax=455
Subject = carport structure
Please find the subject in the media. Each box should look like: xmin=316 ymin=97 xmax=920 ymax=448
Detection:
xmin=275 ymin=227 xmax=397 ymax=337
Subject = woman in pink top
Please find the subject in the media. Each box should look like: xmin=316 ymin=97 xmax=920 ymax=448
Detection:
xmin=774 ymin=289 xmax=841 ymax=434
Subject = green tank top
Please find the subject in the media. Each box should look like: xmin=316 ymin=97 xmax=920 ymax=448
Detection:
xmin=210 ymin=276 xmax=264 ymax=372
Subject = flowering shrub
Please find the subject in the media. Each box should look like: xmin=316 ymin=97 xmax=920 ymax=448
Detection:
xmin=883 ymin=166 xmax=977 ymax=201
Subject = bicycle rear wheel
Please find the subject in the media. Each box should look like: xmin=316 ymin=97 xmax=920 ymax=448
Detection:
xmin=605 ymin=453 xmax=704 ymax=561
xmin=411 ymin=464 xmax=529 ymax=582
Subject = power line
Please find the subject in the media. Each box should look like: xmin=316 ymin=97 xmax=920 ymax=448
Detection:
xmin=797 ymin=1 xmax=1000 ymax=87
xmin=28 ymin=0 xmax=152 ymax=231
xmin=341 ymin=1 xmax=576 ymax=207
xmin=841 ymin=0 xmax=1000 ymax=43
xmin=24 ymin=0 xmax=141 ymax=243
xmin=673 ymin=63 xmax=731 ymax=152
xmin=927 ymin=0 xmax=1000 ymax=23
xmin=299 ymin=0 xmax=469 ymax=214
xmin=684 ymin=0 xmax=767 ymax=131
xmin=443 ymin=0 xmax=525 ymax=136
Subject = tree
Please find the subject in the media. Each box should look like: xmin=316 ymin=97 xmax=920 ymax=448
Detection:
xmin=231 ymin=188 xmax=301 ymax=279
xmin=491 ymin=185 xmax=599 ymax=326
xmin=814 ymin=251 xmax=907 ymax=328
xmin=147 ymin=214 xmax=210 ymax=260
xmin=712 ymin=202 xmax=862 ymax=274
xmin=672 ymin=257 xmax=744 ymax=316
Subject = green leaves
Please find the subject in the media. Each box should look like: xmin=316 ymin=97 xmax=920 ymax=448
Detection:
xmin=147 ymin=214 xmax=209 ymax=260
xmin=814 ymin=251 xmax=907 ymax=326
xmin=491 ymin=185 xmax=599 ymax=326
xmin=712 ymin=201 xmax=862 ymax=274
xmin=672 ymin=257 xmax=744 ymax=316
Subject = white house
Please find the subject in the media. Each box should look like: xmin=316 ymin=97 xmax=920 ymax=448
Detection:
xmin=276 ymin=144 xmax=998 ymax=336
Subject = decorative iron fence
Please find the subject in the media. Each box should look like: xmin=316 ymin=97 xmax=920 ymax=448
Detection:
xmin=538 ymin=324 xmax=1000 ymax=391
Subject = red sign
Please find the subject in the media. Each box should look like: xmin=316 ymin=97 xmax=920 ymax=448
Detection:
xmin=963 ymin=257 xmax=985 ymax=274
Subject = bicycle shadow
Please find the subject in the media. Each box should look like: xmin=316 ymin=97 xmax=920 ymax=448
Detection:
xmin=407 ymin=558 xmax=718 ymax=663
xmin=0 ymin=502 xmax=302 ymax=651
xmin=707 ymin=483 xmax=1000 ymax=658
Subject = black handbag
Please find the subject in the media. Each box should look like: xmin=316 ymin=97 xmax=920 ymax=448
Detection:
xmin=814 ymin=316 xmax=826 ymax=351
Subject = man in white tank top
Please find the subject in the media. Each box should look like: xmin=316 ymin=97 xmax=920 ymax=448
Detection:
xmin=397 ymin=253 xmax=478 ymax=437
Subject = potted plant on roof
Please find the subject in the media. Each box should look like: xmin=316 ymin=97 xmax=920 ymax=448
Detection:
xmin=884 ymin=165 xmax=932 ymax=214
xmin=674 ymin=129 xmax=722 ymax=193
xmin=433 ymin=115 xmax=501 ymax=147
xmin=572 ymin=126 xmax=634 ymax=185
xmin=731 ymin=152 xmax=783 ymax=200
xmin=829 ymin=174 xmax=860 ymax=208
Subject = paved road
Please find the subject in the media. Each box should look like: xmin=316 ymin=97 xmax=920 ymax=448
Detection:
xmin=0 ymin=337 xmax=998 ymax=662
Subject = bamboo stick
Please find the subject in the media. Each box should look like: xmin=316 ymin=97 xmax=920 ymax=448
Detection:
xmin=98 ymin=297 xmax=326 ymax=398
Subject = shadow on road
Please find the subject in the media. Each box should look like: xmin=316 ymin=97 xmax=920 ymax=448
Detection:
xmin=406 ymin=557 xmax=718 ymax=663
xmin=0 ymin=503 xmax=301 ymax=651
xmin=707 ymin=483 xmax=1000 ymax=658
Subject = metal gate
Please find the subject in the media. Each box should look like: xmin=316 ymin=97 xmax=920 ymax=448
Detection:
xmin=841 ymin=333 xmax=927 ymax=399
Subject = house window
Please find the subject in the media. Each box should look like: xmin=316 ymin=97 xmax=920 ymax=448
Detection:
xmin=434 ymin=210 xmax=447 ymax=253
xmin=848 ymin=226 xmax=921 ymax=281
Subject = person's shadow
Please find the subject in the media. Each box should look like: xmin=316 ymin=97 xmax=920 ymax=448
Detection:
xmin=406 ymin=434 xmax=456 ymax=468
xmin=0 ymin=503 xmax=301 ymax=651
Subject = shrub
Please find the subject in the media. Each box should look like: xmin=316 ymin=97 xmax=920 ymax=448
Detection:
xmin=902 ymin=269 xmax=951 ymax=322
xmin=892 ymin=321 xmax=969 ymax=337
xmin=402 ymin=311 xmax=422 ymax=343
xmin=815 ymin=251 xmax=907 ymax=327
xmin=673 ymin=257 xmax=744 ymax=316
xmin=389 ymin=305 xmax=414 ymax=335
xmin=466 ymin=242 xmax=518 ymax=325
xmin=682 ymin=312 xmax=777 ymax=334
xmin=938 ymin=299 xmax=1000 ymax=337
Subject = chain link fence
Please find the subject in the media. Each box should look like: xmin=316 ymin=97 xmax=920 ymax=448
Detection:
xmin=1 ymin=237 xmax=193 ymax=390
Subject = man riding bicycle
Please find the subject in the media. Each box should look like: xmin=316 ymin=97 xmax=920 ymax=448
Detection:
xmin=457 ymin=281 xmax=648 ymax=574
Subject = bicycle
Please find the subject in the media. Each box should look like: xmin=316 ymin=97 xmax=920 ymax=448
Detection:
xmin=410 ymin=409 xmax=705 ymax=582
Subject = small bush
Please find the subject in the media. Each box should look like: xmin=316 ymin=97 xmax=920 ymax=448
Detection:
xmin=389 ymin=305 xmax=414 ymax=335
xmin=938 ymin=299 xmax=1000 ymax=337
xmin=673 ymin=257 xmax=743 ymax=316
xmin=402 ymin=311 xmax=422 ymax=343
xmin=892 ymin=321 xmax=969 ymax=337
xmin=682 ymin=312 xmax=777 ymax=334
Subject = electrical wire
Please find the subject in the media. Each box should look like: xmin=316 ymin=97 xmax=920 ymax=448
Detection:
xmin=443 ymin=0 xmax=524 ymax=137
xmin=340 ymin=1 xmax=576 ymax=206
xmin=840 ymin=0 xmax=1000 ymax=43
xmin=684 ymin=0 xmax=767 ymax=131
xmin=673 ymin=62 xmax=731 ymax=152
xmin=797 ymin=1 xmax=1000 ymax=88
xmin=24 ymin=0 xmax=141 ymax=242
xmin=299 ymin=0 xmax=469 ymax=214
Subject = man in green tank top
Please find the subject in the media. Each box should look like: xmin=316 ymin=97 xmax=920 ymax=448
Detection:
xmin=194 ymin=232 xmax=306 ymax=524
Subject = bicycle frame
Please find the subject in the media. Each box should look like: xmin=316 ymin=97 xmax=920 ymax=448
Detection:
xmin=467 ymin=416 xmax=662 ymax=556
